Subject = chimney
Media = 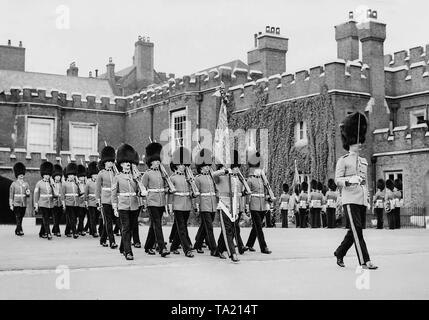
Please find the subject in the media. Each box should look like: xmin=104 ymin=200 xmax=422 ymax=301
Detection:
xmin=247 ymin=26 xmax=288 ymax=77
xmin=335 ymin=16 xmax=359 ymax=61
xmin=0 ymin=40 xmax=25 ymax=71
xmin=134 ymin=35 xmax=154 ymax=89
xmin=95 ymin=69 xmax=98 ymax=78
xmin=106 ymin=57 xmax=115 ymax=83
xmin=89 ymin=71 xmax=92 ymax=78
xmin=66 ymin=62 xmax=79 ymax=77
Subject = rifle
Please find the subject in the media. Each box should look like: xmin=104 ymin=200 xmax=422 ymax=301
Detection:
xmin=261 ymin=169 xmax=276 ymax=202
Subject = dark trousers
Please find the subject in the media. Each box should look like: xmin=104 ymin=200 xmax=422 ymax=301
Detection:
xmin=394 ymin=208 xmax=401 ymax=229
xmin=281 ymin=209 xmax=288 ymax=228
xmin=326 ymin=208 xmax=336 ymax=229
xmin=195 ymin=211 xmax=217 ymax=252
xmin=234 ymin=212 xmax=245 ymax=251
xmin=87 ymin=207 xmax=99 ymax=236
xmin=114 ymin=216 xmax=121 ymax=235
xmin=52 ymin=206 xmax=62 ymax=234
xmin=265 ymin=210 xmax=272 ymax=228
xmin=335 ymin=204 xmax=370 ymax=265
xmin=132 ymin=208 xmax=141 ymax=245
xmin=171 ymin=211 xmax=192 ymax=254
xmin=144 ymin=206 xmax=166 ymax=252
xmin=217 ymin=210 xmax=236 ymax=256
xmin=294 ymin=211 xmax=300 ymax=228
xmin=119 ymin=209 xmax=139 ymax=256
xmin=169 ymin=221 xmax=176 ymax=243
xmin=77 ymin=207 xmax=87 ymax=233
xmin=360 ymin=208 xmax=367 ymax=229
xmin=100 ymin=204 xmax=116 ymax=245
xmin=14 ymin=207 xmax=26 ymax=234
xmin=387 ymin=210 xmax=396 ymax=229
xmin=321 ymin=212 xmax=327 ymax=228
xmin=374 ymin=208 xmax=384 ymax=229
xmin=246 ymin=210 xmax=268 ymax=251
xmin=299 ymin=209 xmax=308 ymax=228
xmin=39 ymin=207 xmax=52 ymax=236
xmin=65 ymin=206 xmax=78 ymax=236
xmin=310 ymin=208 xmax=321 ymax=228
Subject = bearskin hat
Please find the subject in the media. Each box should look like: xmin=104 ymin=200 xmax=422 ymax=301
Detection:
xmin=310 ymin=179 xmax=318 ymax=191
xmin=195 ymin=148 xmax=213 ymax=170
xmin=145 ymin=142 xmax=162 ymax=166
xmin=317 ymin=181 xmax=323 ymax=191
xmin=231 ymin=150 xmax=242 ymax=169
xmin=13 ymin=162 xmax=26 ymax=178
xmin=52 ymin=164 xmax=63 ymax=178
xmin=328 ymin=178 xmax=337 ymax=191
xmin=116 ymin=143 xmax=137 ymax=167
xmin=247 ymin=149 xmax=262 ymax=168
xmin=171 ymin=146 xmax=191 ymax=166
xmin=65 ymin=162 xmax=78 ymax=178
xmin=77 ymin=164 xmax=87 ymax=178
xmin=385 ymin=179 xmax=394 ymax=191
xmin=340 ymin=112 xmax=368 ymax=151
xmin=100 ymin=145 xmax=116 ymax=166
xmin=376 ymin=179 xmax=385 ymax=191
xmin=394 ymin=178 xmax=402 ymax=191
xmin=294 ymin=184 xmax=301 ymax=195
xmin=301 ymin=181 xmax=308 ymax=192
xmin=87 ymin=161 xmax=99 ymax=177
xmin=282 ymin=183 xmax=289 ymax=193
xmin=40 ymin=161 xmax=54 ymax=177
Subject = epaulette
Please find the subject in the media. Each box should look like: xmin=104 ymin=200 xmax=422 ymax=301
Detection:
xmin=341 ymin=153 xmax=349 ymax=159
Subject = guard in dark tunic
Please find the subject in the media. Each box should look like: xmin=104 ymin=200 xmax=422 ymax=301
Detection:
xmin=334 ymin=112 xmax=378 ymax=270
xmin=9 ymin=162 xmax=30 ymax=236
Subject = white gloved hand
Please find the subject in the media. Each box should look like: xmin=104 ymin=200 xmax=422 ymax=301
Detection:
xmin=348 ymin=175 xmax=362 ymax=185
xmin=114 ymin=209 xmax=119 ymax=217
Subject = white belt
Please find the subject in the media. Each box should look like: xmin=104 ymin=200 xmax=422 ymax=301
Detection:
xmin=175 ymin=192 xmax=190 ymax=196
xmin=14 ymin=194 xmax=25 ymax=197
xmin=200 ymin=192 xmax=216 ymax=196
xmin=148 ymin=189 xmax=164 ymax=193
xmin=65 ymin=193 xmax=78 ymax=196
xmin=40 ymin=195 xmax=53 ymax=198
xmin=251 ymin=193 xmax=265 ymax=198
xmin=119 ymin=192 xmax=136 ymax=197
xmin=102 ymin=188 xmax=111 ymax=191
xmin=88 ymin=194 xmax=96 ymax=197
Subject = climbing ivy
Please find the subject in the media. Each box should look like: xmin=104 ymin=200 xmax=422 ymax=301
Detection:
xmin=227 ymin=85 xmax=336 ymax=197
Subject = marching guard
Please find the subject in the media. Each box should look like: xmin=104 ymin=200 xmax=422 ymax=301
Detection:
xmin=9 ymin=162 xmax=30 ymax=236
xmin=325 ymin=179 xmax=338 ymax=229
xmin=279 ymin=183 xmax=290 ymax=228
xmin=393 ymin=179 xmax=403 ymax=229
xmin=308 ymin=179 xmax=323 ymax=228
xmin=193 ymin=148 xmax=219 ymax=256
xmin=385 ymin=179 xmax=396 ymax=230
xmin=85 ymin=161 xmax=100 ymax=237
xmin=51 ymin=164 xmax=63 ymax=237
xmin=333 ymin=111 xmax=378 ymax=269
xmin=169 ymin=146 xmax=198 ymax=258
xmin=62 ymin=163 xmax=80 ymax=239
xmin=298 ymin=181 xmax=309 ymax=228
xmin=372 ymin=179 xmax=385 ymax=229
xmin=245 ymin=150 xmax=273 ymax=254
xmin=76 ymin=164 xmax=88 ymax=236
xmin=142 ymin=142 xmax=171 ymax=257
xmin=34 ymin=161 xmax=55 ymax=240
xmin=96 ymin=145 xmax=118 ymax=249
xmin=111 ymin=144 xmax=141 ymax=261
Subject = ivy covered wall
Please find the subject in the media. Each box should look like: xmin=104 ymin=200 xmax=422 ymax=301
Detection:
xmin=228 ymin=84 xmax=337 ymax=197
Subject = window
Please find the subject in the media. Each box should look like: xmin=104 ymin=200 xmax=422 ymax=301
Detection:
xmin=295 ymin=121 xmax=308 ymax=146
xmin=69 ymin=122 xmax=98 ymax=156
xmin=27 ymin=117 xmax=55 ymax=153
xmin=385 ymin=170 xmax=404 ymax=195
xmin=171 ymin=109 xmax=189 ymax=150
xmin=410 ymin=108 xmax=427 ymax=127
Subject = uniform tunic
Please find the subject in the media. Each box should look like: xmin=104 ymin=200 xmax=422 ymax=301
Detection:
xmin=52 ymin=181 xmax=62 ymax=207
xmin=246 ymin=172 xmax=268 ymax=212
xmin=34 ymin=179 xmax=54 ymax=208
xmin=111 ymin=172 xmax=140 ymax=211
xmin=77 ymin=181 xmax=87 ymax=208
xmin=9 ymin=180 xmax=30 ymax=207
xmin=170 ymin=173 xmax=194 ymax=211
xmin=335 ymin=151 xmax=369 ymax=206
xmin=142 ymin=169 xmax=167 ymax=207
xmin=195 ymin=173 xmax=217 ymax=212
xmin=61 ymin=180 xmax=81 ymax=207
xmin=85 ymin=179 xmax=98 ymax=207
xmin=96 ymin=169 xmax=115 ymax=205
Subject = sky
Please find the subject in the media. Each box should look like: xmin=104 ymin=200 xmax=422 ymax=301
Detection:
xmin=1 ymin=0 xmax=428 ymax=78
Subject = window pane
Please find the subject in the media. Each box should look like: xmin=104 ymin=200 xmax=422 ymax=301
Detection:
xmin=71 ymin=125 xmax=94 ymax=155
xmin=27 ymin=119 xmax=53 ymax=152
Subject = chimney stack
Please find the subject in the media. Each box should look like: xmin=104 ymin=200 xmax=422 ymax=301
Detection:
xmin=0 ymin=39 xmax=26 ymax=71
xmin=95 ymin=69 xmax=98 ymax=78
xmin=335 ymin=15 xmax=359 ymax=61
xmin=66 ymin=62 xmax=79 ymax=77
xmin=247 ymin=26 xmax=288 ymax=77
xmin=134 ymin=35 xmax=154 ymax=89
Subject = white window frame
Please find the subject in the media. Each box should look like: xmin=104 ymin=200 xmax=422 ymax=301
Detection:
xmin=295 ymin=121 xmax=308 ymax=146
xmin=385 ymin=171 xmax=403 ymax=183
xmin=26 ymin=117 xmax=55 ymax=153
xmin=69 ymin=122 xmax=98 ymax=156
xmin=410 ymin=107 xmax=427 ymax=128
xmin=170 ymin=108 xmax=190 ymax=152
